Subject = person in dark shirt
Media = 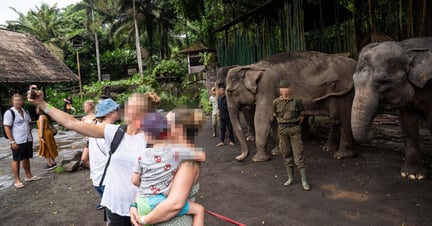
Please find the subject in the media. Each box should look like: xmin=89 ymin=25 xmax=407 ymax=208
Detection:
xmin=216 ymin=86 xmax=234 ymax=146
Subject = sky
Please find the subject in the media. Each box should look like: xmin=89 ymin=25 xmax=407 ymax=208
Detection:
xmin=0 ymin=0 xmax=82 ymax=26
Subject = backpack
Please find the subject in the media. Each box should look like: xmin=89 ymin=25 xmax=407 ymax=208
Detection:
xmin=2 ymin=108 xmax=15 ymax=139
xmin=99 ymin=124 xmax=128 ymax=186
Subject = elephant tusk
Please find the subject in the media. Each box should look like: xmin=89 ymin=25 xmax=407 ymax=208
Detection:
xmin=312 ymin=83 xmax=354 ymax=102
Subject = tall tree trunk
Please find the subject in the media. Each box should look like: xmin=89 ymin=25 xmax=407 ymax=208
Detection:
xmin=399 ymin=0 xmax=403 ymax=39
xmin=420 ymin=0 xmax=426 ymax=36
xmin=133 ymin=0 xmax=143 ymax=77
xmin=407 ymin=0 xmax=414 ymax=37
xmin=368 ymin=0 xmax=377 ymax=41
xmin=91 ymin=9 xmax=101 ymax=81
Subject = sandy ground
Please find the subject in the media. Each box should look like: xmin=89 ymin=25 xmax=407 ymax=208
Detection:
xmin=0 ymin=122 xmax=431 ymax=226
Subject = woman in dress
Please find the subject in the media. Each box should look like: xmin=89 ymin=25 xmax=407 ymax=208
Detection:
xmin=36 ymin=107 xmax=58 ymax=170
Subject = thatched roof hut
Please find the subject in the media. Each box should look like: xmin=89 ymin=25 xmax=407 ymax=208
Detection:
xmin=0 ymin=29 xmax=78 ymax=83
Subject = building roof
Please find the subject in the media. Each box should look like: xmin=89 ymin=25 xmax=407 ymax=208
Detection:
xmin=0 ymin=29 xmax=78 ymax=83
xmin=179 ymin=43 xmax=215 ymax=54
xmin=212 ymin=0 xmax=353 ymax=33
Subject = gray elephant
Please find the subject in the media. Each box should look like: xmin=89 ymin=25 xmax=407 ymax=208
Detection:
xmin=216 ymin=65 xmax=256 ymax=141
xmin=225 ymin=51 xmax=357 ymax=162
xmin=351 ymin=37 xmax=432 ymax=179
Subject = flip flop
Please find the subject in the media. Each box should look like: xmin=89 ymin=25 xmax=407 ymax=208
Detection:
xmin=24 ymin=176 xmax=42 ymax=182
xmin=14 ymin=182 xmax=24 ymax=189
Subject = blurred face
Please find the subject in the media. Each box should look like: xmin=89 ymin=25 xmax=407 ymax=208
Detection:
xmin=106 ymin=109 xmax=120 ymax=122
xmin=83 ymin=103 xmax=93 ymax=114
xmin=125 ymin=96 xmax=146 ymax=125
xmin=211 ymin=89 xmax=217 ymax=96
xmin=12 ymin=96 xmax=23 ymax=109
xmin=279 ymin=87 xmax=292 ymax=97
xmin=218 ymin=87 xmax=225 ymax=96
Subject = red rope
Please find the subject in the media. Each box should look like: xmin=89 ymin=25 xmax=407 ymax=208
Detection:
xmin=205 ymin=209 xmax=247 ymax=226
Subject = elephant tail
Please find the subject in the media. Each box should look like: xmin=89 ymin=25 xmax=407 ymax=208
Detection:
xmin=312 ymin=82 xmax=354 ymax=102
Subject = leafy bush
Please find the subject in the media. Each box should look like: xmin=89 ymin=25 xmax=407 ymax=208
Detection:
xmin=199 ymin=88 xmax=211 ymax=114
xmin=152 ymin=60 xmax=187 ymax=78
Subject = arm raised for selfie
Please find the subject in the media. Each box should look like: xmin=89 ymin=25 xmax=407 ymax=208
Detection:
xmin=30 ymin=91 xmax=105 ymax=138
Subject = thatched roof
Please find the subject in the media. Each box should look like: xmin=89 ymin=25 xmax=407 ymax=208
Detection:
xmin=0 ymin=29 xmax=78 ymax=83
xmin=179 ymin=43 xmax=215 ymax=54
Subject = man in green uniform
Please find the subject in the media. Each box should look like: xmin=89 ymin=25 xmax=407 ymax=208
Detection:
xmin=273 ymin=80 xmax=310 ymax=191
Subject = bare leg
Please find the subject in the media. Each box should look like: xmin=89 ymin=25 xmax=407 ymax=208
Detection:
xmin=187 ymin=201 xmax=204 ymax=226
xmin=22 ymin=158 xmax=33 ymax=179
xmin=81 ymin=147 xmax=90 ymax=168
xmin=11 ymin=160 xmax=21 ymax=184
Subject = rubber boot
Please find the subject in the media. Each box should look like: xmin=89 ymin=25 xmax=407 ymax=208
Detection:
xmin=283 ymin=167 xmax=295 ymax=186
xmin=299 ymin=168 xmax=310 ymax=191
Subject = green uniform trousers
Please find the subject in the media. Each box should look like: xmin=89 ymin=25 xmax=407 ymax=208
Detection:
xmin=278 ymin=125 xmax=306 ymax=169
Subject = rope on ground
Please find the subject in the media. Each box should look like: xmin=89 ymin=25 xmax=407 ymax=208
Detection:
xmin=205 ymin=209 xmax=247 ymax=226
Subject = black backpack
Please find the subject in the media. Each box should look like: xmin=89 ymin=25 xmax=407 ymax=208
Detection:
xmin=2 ymin=108 xmax=15 ymax=139
xmin=99 ymin=124 xmax=128 ymax=186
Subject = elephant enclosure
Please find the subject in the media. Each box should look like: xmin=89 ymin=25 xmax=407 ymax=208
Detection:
xmin=0 ymin=120 xmax=431 ymax=225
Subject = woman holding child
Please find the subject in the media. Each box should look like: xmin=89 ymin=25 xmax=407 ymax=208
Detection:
xmin=28 ymin=90 xmax=204 ymax=226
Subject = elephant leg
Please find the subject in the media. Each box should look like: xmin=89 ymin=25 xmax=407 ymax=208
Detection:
xmin=243 ymin=106 xmax=256 ymax=141
xmin=333 ymin=122 xmax=356 ymax=159
xmin=270 ymin=120 xmax=281 ymax=156
xmin=252 ymin=115 xmax=271 ymax=162
xmin=399 ymin=109 xmax=427 ymax=180
xmin=322 ymin=119 xmax=339 ymax=152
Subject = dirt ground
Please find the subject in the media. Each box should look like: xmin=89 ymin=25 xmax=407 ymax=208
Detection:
xmin=0 ymin=121 xmax=431 ymax=226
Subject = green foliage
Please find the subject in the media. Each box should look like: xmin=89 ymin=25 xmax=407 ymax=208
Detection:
xmin=199 ymin=88 xmax=211 ymax=114
xmin=152 ymin=60 xmax=187 ymax=78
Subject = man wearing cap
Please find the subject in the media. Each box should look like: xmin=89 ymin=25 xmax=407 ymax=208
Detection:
xmin=273 ymin=80 xmax=310 ymax=191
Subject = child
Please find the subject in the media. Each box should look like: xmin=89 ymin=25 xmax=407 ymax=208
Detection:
xmin=132 ymin=112 xmax=205 ymax=226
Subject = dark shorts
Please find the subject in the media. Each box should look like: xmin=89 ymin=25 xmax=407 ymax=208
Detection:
xmin=12 ymin=141 xmax=33 ymax=161
xmin=106 ymin=208 xmax=131 ymax=226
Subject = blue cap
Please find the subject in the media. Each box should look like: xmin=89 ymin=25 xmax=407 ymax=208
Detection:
xmin=140 ymin=112 xmax=168 ymax=140
xmin=95 ymin=98 xmax=119 ymax=118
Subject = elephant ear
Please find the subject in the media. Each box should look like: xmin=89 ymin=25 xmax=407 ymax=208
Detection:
xmin=407 ymin=48 xmax=432 ymax=88
xmin=240 ymin=66 xmax=265 ymax=94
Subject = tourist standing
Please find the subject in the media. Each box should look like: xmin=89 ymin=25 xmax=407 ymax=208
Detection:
xmin=216 ymin=86 xmax=234 ymax=146
xmin=209 ymin=87 xmax=218 ymax=138
xmin=36 ymin=107 xmax=58 ymax=170
xmin=3 ymin=93 xmax=41 ymax=189
xmin=80 ymin=100 xmax=96 ymax=168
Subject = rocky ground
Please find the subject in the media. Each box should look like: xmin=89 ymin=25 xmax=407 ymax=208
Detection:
xmin=0 ymin=121 xmax=431 ymax=226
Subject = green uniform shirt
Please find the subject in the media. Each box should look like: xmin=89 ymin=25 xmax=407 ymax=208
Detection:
xmin=273 ymin=96 xmax=304 ymax=123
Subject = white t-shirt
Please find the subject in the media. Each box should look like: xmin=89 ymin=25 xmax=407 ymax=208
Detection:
xmin=100 ymin=124 xmax=147 ymax=216
xmin=88 ymin=124 xmax=108 ymax=186
xmin=209 ymin=95 xmax=218 ymax=115
xmin=3 ymin=107 xmax=32 ymax=144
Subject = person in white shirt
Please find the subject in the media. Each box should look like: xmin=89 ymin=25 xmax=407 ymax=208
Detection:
xmin=209 ymin=87 xmax=218 ymax=138
xmin=88 ymin=98 xmax=120 ymax=210
xmin=3 ymin=93 xmax=41 ymax=189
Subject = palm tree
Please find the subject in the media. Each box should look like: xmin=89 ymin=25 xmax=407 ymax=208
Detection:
xmin=77 ymin=0 xmax=104 ymax=81
xmin=7 ymin=3 xmax=69 ymax=60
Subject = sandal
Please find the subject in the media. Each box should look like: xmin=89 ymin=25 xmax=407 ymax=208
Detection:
xmin=24 ymin=176 xmax=42 ymax=182
xmin=14 ymin=182 xmax=24 ymax=189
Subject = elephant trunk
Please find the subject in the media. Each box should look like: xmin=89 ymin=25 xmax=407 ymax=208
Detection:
xmin=351 ymin=88 xmax=379 ymax=143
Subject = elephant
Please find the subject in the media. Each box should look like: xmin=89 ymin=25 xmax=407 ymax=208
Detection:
xmin=351 ymin=37 xmax=432 ymax=180
xmin=225 ymin=51 xmax=357 ymax=162
xmin=216 ymin=65 xmax=256 ymax=141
